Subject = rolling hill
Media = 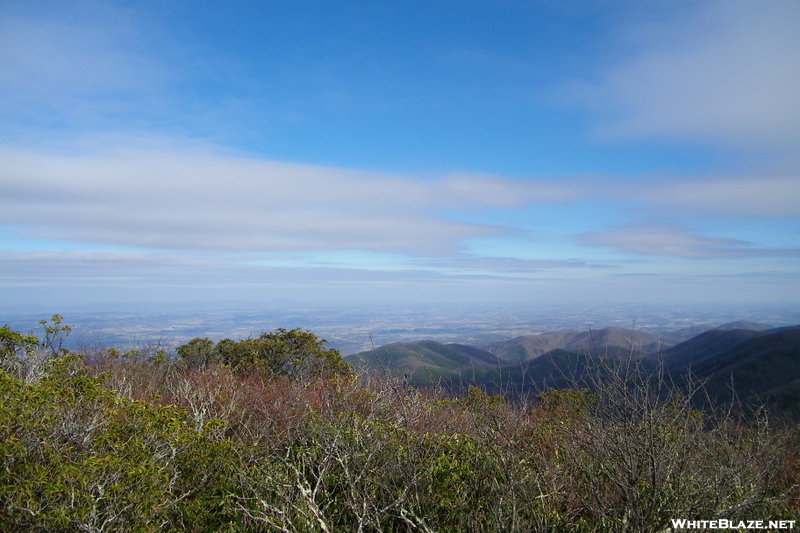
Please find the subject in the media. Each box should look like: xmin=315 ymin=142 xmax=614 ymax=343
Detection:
xmin=345 ymin=322 xmax=800 ymax=417
xmin=483 ymin=326 xmax=664 ymax=362
xmin=346 ymin=340 xmax=499 ymax=385
xmin=346 ymin=326 xmax=667 ymax=388
xmin=480 ymin=331 xmax=578 ymax=363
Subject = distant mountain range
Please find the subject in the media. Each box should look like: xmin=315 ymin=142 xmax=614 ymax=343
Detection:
xmin=483 ymin=326 xmax=666 ymax=362
xmin=346 ymin=321 xmax=800 ymax=416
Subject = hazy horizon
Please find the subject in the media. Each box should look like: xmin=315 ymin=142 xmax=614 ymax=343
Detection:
xmin=4 ymin=302 xmax=799 ymax=356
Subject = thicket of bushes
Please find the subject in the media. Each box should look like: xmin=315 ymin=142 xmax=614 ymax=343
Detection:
xmin=1 ymin=317 xmax=798 ymax=532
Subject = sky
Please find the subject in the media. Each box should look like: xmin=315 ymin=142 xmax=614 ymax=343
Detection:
xmin=0 ymin=0 xmax=799 ymax=312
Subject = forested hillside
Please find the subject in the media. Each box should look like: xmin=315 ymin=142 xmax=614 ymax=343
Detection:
xmin=348 ymin=324 xmax=800 ymax=414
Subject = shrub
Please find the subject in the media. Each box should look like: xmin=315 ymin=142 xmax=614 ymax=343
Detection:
xmin=1 ymin=320 xmax=797 ymax=532
xmin=177 ymin=328 xmax=350 ymax=380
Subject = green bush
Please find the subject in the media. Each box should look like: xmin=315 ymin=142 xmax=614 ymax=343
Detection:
xmin=177 ymin=328 xmax=350 ymax=380
xmin=0 ymin=320 xmax=797 ymax=532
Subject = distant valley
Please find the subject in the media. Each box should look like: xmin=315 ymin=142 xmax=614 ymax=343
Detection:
xmin=4 ymin=305 xmax=797 ymax=356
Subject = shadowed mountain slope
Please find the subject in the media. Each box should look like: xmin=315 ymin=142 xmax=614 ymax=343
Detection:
xmin=687 ymin=329 xmax=800 ymax=413
xmin=663 ymin=329 xmax=767 ymax=371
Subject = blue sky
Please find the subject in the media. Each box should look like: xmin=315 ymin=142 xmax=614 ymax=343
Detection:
xmin=0 ymin=0 xmax=798 ymax=311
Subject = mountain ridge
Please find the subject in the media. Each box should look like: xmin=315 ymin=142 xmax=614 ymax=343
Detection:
xmin=345 ymin=321 xmax=800 ymax=416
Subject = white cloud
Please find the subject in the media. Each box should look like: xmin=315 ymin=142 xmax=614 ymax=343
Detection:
xmin=424 ymin=255 xmax=592 ymax=272
xmin=2 ymin=141 xmax=797 ymax=260
xmin=438 ymin=172 xmax=579 ymax=208
xmin=0 ymin=249 xmax=441 ymax=282
xmin=629 ymin=175 xmax=800 ymax=218
xmin=0 ymin=144 xmax=581 ymax=254
xmin=0 ymin=7 xmax=164 ymax=113
xmin=583 ymin=0 xmax=800 ymax=149
xmin=580 ymin=224 xmax=800 ymax=259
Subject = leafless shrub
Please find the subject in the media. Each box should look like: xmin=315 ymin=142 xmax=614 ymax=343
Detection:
xmin=548 ymin=351 xmax=794 ymax=532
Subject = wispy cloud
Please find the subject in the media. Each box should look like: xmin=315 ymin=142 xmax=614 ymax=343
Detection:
xmin=0 ymin=144 xmax=581 ymax=254
xmin=626 ymin=175 xmax=800 ymax=218
xmin=580 ymin=224 xmax=800 ymax=259
xmin=0 ymin=250 xmax=443 ymax=282
xmin=0 ymin=6 xmax=167 ymax=129
xmin=577 ymin=0 xmax=800 ymax=150
xmin=439 ymin=172 xmax=579 ymax=208
xmin=2 ymin=142 xmax=796 ymax=260
xmin=421 ymin=255 xmax=594 ymax=272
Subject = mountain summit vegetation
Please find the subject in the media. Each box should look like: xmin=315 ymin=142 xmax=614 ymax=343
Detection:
xmin=0 ymin=316 xmax=798 ymax=532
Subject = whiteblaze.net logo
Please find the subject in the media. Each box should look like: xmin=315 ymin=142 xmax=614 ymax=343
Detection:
xmin=670 ymin=519 xmax=796 ymax=530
